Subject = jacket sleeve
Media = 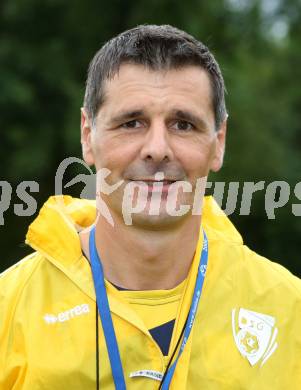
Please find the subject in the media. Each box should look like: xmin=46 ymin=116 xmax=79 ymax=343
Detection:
xmin=0 ymin=253 xmax=39 ymax=390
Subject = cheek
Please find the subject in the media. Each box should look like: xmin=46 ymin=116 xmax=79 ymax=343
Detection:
xmin=92 ymin=138 xmax=138 ymax=176
xmin=175 ymin=143 xmax=215 ymax=179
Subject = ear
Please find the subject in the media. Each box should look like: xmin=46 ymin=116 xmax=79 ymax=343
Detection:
xmin=80 ymin=107 xmax=95 ymax=166
xmin=210 ymin=117 xmax=227 ymax=173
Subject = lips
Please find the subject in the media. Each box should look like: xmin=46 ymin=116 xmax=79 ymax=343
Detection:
xmin=133 ymin=180 xmax=178 ymax=195
xmin=130 ymin=179 xmax=177 ymax=184
xmin=143 ymin=180 xmax=176 ymax=184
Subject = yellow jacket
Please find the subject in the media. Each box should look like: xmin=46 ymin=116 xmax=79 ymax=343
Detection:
xmin=1 ymin=195 xmax=301 ymax=389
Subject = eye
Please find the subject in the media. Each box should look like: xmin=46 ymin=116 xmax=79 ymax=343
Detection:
xmin=172 ymin=120 xmax=195 ymax=131
xmin=121 ymin=120 xmax=143 ymax=129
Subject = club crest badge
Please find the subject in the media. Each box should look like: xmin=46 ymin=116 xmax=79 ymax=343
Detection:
xmin=232 ymin=308 xmax=278 ymax=367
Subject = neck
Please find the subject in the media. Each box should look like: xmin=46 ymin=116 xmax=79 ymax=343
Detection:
xmin=80 ymin=214 xmax=201 ymax=290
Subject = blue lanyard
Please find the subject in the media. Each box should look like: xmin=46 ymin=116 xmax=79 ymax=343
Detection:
xmin=89 ymin=226 xmax=208 ymax=389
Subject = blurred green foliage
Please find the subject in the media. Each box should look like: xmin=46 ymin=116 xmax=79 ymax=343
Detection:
xmin=0 ymin=0 xmax=300 ymax=275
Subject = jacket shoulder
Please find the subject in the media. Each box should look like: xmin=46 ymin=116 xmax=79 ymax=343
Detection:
xmin=0 ymin=252 xmax=43 ymax=303
xmin=241 ymin=245 xmax=301 ymax=298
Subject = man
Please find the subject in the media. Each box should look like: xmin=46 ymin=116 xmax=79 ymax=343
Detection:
xmin=1 ymin=25 xmax=300 ymax=390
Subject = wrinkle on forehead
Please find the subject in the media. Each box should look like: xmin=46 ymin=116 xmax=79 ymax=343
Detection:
xmin=98 ymin=64 xmax=215 ymax=127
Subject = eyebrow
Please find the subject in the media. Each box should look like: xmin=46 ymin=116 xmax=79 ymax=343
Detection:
xmin=109 ymin=108 xmax=209 ymax=130
xmin=110 ymin=110 xmax=144 ymax=125
xmin=170 ymin=109 xmax=209 ymax=130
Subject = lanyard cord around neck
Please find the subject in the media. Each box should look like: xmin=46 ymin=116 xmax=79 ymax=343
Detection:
xmin=158 ymin=309 xmax=190 ymax=389
xmin=90 ymin=226 xmax=126 ymax=390
xmin=95 ymin=303 xmax=100 ymax=390
xmin=90 ymin=226 xmax=208 ymax=390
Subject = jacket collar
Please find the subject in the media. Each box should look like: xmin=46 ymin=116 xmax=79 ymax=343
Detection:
xmin=25 ymin=194 xmax=243 ymax=300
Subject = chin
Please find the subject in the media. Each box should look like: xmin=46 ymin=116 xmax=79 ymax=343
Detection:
xmin=108 ymin=193 xmax=195 ymax=229
xmin=128 ymin=210 xmax=190 ymax=231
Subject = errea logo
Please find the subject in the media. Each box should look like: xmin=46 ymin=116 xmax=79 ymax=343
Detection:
xmin=43 ymin=304 xmax=90 ymax=324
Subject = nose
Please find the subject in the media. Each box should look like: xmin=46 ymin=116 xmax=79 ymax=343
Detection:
xmin=139 ymin=121 xmax=174 ymax=163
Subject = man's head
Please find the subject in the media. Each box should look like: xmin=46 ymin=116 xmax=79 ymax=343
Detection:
xmin=81 ymin=25 xmax=227 ymax=228
xmin=83 ymin=24 xmax=227 ymax=131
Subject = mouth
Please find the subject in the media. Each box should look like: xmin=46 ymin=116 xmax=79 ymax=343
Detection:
xmin=129 ymin=178 xmax=178 ymax=183
xmin=129 ymin=179 xmax=179 ymax=193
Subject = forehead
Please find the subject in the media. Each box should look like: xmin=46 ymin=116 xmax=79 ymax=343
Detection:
xmin=100 ymin=64 xmax=214 ymax=124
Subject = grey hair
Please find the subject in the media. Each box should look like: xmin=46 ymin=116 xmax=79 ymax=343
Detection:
xmin=84 ymin=24 xmax=227 ymax=130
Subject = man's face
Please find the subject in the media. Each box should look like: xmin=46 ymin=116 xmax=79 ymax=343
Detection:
xmin=81 ymin=64 xmax=226 ymax=228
